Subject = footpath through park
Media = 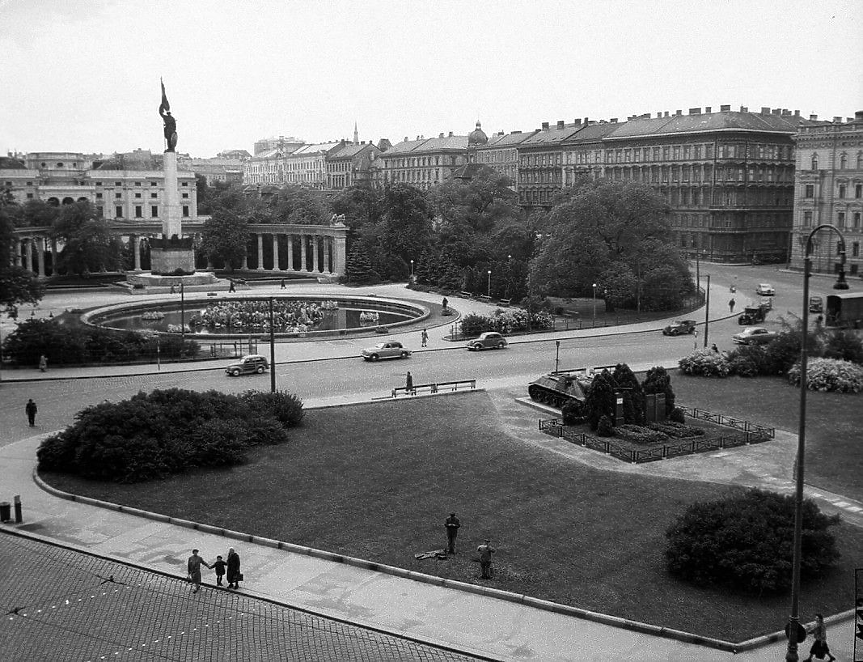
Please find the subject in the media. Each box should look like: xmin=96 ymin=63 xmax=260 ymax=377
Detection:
xmin=2 ymin=281 xmax=861 ymax=661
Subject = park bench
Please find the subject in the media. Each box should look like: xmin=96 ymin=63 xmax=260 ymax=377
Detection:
xmin=498 ymin=298 xmax=511 ymax=307
xmin=479 ymin=295 xmax=493 ymax=303
xmin=459 ymin=291 xmax=473 ymax=299
xmin=391 ymin=379 xmax=476 ymax=398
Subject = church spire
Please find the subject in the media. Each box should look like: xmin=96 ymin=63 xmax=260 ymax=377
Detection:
xmin=353 ymin=122 xmax=359 ymax=145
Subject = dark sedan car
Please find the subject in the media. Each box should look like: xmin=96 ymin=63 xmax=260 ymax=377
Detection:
xmin=662 ymin=320 xmax=697 ymax=336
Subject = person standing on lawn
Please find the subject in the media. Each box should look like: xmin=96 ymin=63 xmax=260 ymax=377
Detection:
xmin=477 ymin=539 xmax=495 ymax=579
xmin=421 ymin=328 xmax=428 ymax=347
xmin=187 ymin=549 xmax=210 ymax=593
xmin=804 ymin=613 xmax=836 ymax=662
xmin=445 ymin=512 xmax=460 ymax=554
xmin=226 ymin=547 xmax=241 ymax=589
xmin=405 ymin=371 xmax=413 ymax=394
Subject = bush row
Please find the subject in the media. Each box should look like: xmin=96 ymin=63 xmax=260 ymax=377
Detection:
xmin=2 ymin=319 xmax=198 ymax=366
xmin=460 ymin=308 xmax=554 ymax=336
xmin=37 ymin=388 xmax=304 ymax=482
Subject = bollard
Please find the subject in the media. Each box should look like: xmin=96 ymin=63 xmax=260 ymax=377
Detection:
xmin=13 ymin=495 xmax=22 ymax=524
xmin=0 ymin=501 xmax=10 ymax=522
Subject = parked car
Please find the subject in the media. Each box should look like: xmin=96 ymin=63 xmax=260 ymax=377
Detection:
xmin=756 ymin=283 xmax=775 ymax=296
xmin=467 ymin=332 xmax=508 ymax=350
xmin=361 ymin=341 xmax=411 ymax=361
xmin=662 ymin=320 xmax=697 ymax=336
xmin=732 ymin=327 xmax=778 ymax=345
xmin=225 ymin=354 xmax=269 ymax=376
xmin=809 ymin=296 xmax=823 ymax=313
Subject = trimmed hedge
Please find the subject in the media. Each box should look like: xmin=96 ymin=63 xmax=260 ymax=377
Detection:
xmin=665 ymin=488 xmax=840 ymax=594
xmin=37 ymin=388 xmax=304 ymax=482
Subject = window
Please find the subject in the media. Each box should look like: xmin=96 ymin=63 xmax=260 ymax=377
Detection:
xmin=804 ymin=211 xmax=812 ymax=226
xmin=839 ymin=154 xmax=847 ymax=169
xmin=135 ymin=181 xmax=141 ymax=186
xmin=115 ymin=181 xmax=122 ymax=186
xmin=115 ymin=192 xmax=122 ymax=199
xmin=853 ymin=242 xmax=860 ymax=258
xmin=181 ymin=182 xmax=188 ymax=187
xmin=151 ymin=206 xmax=158 ymax=218
xmin=26 ymin=193 xmax=33 ymax=199
xmin=135 ymin=206 xmax=142 ymax=218
xmin=837 ymin=212 xmax=845 ymax=228
xmin=134 ymin=193 xmax=142 ymax=198
xmin=811 ymin=155 xmax=818 ymax=170
xmin=96 ymin=193 xmax=102 ymax=199
xmin=150 ymin=193 xmax=157 ymax=198
xmin=856 ymin=184 xmax=862 ymax=198
xmin=97 ymin=206 xmax=103 ymax=217
xmin=181 ymin=193 xmax=189 ymax=199
xmin=855 ymin=212 xmax=861 ymax=229
xmin=805 ymin=184 xmax=814 ymax=198
xmin=839 ymin=185 xmax=846 ymax=199
xmin=182 ymin=205 xmax=189 ymax=217
xmin=150 ymin=181 xmax=157 ymax=186
xmin=115 ymin=206 xmax=123 ymax=218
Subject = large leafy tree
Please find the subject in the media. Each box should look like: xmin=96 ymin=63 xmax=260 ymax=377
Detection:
xmin=380 ymin=183 xmax=434 ymax=263
xmin=51 ymin=201 xmax=123 ymax=275
xmin=270 ymin=186 xmax=331 ymax=225
xmin=201 ymin=209 xmax=248 ymax=271
xmin=331 ymin=184 xmax=384 ymax=232
xmin=0 ymin=192 xmax=44 ymax=315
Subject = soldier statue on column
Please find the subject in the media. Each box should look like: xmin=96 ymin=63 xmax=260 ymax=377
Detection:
xmin=159 ymin=78 xmax=177 ymax=152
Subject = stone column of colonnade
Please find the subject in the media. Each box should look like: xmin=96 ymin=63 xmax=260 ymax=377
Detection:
xmin=286 ymin=235 xmax=293 ymax=271
xmin=257 ymin=234 xmax=264 ymax=271
xmin=310 ymin=235 xmax=318 ymax=273
xmin=24 ymin=237 xmax=33 ymax=275
xmin=51 ymin=238 xmax=58 ymax=275
xmin=133 ymin=236 xmax=142 ymax=271
xmin=36 ymin=237 xmax=46 ymax=277
xmin=272 ymin=234 xmax=279 ymax=270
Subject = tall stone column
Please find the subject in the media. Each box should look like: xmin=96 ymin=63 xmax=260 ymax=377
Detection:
xmin=272 ymin=234 xmax=280 ymax=271
xmin=301 ymin=235 xmax=308 ymax=271
xmin=36 ymin=237 xmax=46 ymax=277
xmin=163 ymin=151 xmax=182 ymax=239
xmin=51 ymin=238 xmax=58 ymax=275
xmin=13 ymin=238 xmax=22 ymax=267
xmin=24 ymin=237 xmax=33 ymax=273
xmin=241 ymin=251 xmax=248 ymax=270
xmin=133 ymin=235 xmax=142 ymax=271
xmin=311 ymin=236 xmax=318 ymax=273
xmin=287 ymin=235 xmax=294 ymax=271
xmin=333 ymin=234 xmax=347 ymax=276
xmin=257 ymin=233 xmax=264 ymax=271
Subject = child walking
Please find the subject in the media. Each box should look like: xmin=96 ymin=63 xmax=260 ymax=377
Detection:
xmin=212 ymin=555 xmax=227 ymax=587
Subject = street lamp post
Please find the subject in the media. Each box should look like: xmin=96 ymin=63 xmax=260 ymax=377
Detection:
xmin=703 ymin=274 xmax=710 ymax=348
xmin=695 ymin=250 xmax=700 ymax=294
xmin=487 ymin=270 xmax=492 ymax=298
xmin=785 ymin=224 xmax=848 ymax=662
xmin=269 ymin=296 xmax=276 ymax=394
xmin=179 ymin=283 xmax=185 ymax=357
xmin=410 ymin=259 xmax=414 ymax=279
xmin=592 ymin=283 xmax=597 ymax=326
xmin=555 ymin=340 xmax=560 ymax=374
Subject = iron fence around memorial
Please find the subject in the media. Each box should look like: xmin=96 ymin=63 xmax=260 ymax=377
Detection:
xmin=538 ymin=408 xmax=773 ymax=464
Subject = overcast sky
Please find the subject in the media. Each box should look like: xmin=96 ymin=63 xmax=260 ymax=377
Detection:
xmin=2 ymin=0 xmax=861 ymax=158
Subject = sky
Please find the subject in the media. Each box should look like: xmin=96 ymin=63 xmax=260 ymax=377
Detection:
xmin=1 ymin=0 xmax=861 ymax=158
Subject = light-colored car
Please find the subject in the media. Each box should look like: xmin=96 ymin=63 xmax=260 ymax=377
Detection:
xmin=732 ymin=327 xmax=778 ymax=345
xmin=756 ymin=283 xmax=775 ymax=296
xmin=466 ymin=332 xmax=508 ymax=351
xmin=225 ymin=354 xmax=269 ymax=376
xmin=361 ymin=341 xmax=411 ymax=361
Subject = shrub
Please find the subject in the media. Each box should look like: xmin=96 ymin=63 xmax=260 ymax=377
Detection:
xmin=763 ymin=325 xmax=805 ymax=375
xmin=668 ymin=407 xmax=686 ymax=424
xmin=561 ymin=399 xmax=586 ymax=425
xmin=596 ymin=414 xmax=614 ymax=437
xmin=678 ymin=349 xmax=731 ymax=377
xmin=726 ymin=345 xmax=769 ymax=377
xmin=822 ymin=330 xmax=863 ymax=364
xmin=787 ymin=357 xmax=863 ymax=393
xmin=613 ymin=363 xmax=645 ymax=425
xmin=665 ymin=489 xmax=841 ymax=594
xmin=37 ymin=388 xmax=301 ymax=482
xmin=585 ymin=370 xmax=618 ymax=431
xmin=242 ymin=390 xmax=305 ymax=427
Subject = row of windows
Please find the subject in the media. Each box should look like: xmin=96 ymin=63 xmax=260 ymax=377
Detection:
xmin=804 ymin=183 xmax=863 ymax=198
xmin=93 ymin=180 xmax=189 ymax=187
xmin=100 ymin=205 xmax=190 ymax=219
xmin=809 ymin=152 xmax=863 ymax=170
xmin=383 ymin=155 xmax=462 ymax=168
xmin=802 ymin=210 xmax=862 ymax=230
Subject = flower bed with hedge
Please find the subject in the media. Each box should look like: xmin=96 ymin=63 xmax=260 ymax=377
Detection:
xmin=459 ymin=308 xmax=554 ymax=337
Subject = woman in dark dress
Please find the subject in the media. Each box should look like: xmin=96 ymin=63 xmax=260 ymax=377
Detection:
xmin=226 ymin=547 xmax=241 ymax=589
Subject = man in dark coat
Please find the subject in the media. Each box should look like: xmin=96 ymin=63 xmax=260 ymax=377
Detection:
xmin=25 ymin=399 xmax=37 ymax=427
xmin=226 ymin=548 xmax=241 ymax=589
xmin=445 ymin=512 xmax=460 ymax=554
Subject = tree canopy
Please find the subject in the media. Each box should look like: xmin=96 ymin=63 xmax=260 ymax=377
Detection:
xmin=50 ymin=201 xmax=123 ymax=276
xmin=201 ymin=209 xmax=248 ymax=271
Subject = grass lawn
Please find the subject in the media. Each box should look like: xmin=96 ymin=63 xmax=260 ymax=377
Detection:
xmin=675 ymin=371 xmax=863 ymax=502
xmin=43 ymin=391 xmax=863 ymax=643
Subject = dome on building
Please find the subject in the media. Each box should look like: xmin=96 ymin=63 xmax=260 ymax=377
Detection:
xmin=468 ymin=120 xmax=488 ymax=146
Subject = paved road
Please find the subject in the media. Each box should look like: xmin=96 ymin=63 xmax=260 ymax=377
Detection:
xmin=0 ymin=532 xmax=485 ymax=662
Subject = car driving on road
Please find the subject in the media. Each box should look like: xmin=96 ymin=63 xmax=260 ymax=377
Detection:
xmin=361 ymin=341 xmax=411 ymax=361
xmin=756 ymin=283 xmax=775 ymax=296
xmin=225 ymin=354 xmax=269 ymax=376
xmin=732 ymin=327 xmax=778 ymax=345
xmin=466 ymin=332 xmax=508 ymax=350
xmin=662 ymin=320 xmax=697 ymax=336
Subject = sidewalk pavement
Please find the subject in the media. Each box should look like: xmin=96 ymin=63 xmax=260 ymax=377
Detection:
xmin=7 ymin=279 xmax=859 ymax=660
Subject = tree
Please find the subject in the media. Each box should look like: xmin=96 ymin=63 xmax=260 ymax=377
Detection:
xmin=0 ymin=195 xmax=44 ymax=315
xmin=612 ymin=363 xmax=645 ymax=425
xmin=642 ymin=366 xmax=675 ymax=416
xmin=270 ymin=186 xmax=331 ymax=225
xmin=379 ymin=184 xmax=434 ymax=266
xmin=201 ymin=209 xmax=248 ymax=271
xmin=331 ymin=184 xmax=384 ymax=232
xmin=584 ymin=369 xmax=619 ymax=431
xmin=345 ymin=242 xmax=378 ymax=284
xmin=51 ymin=201 xmax=123 ymax=275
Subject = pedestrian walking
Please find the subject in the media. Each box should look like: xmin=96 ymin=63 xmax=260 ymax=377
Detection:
xmin=729 ymin=298 xmax=736 ymax=313
xmin=445 ymin=512 xmax=460 ymax=554
xmin=405 ymin=371 xmax=413 ymax=394
xmin=39 ymin=354 xmax=48 ymax=372
xmin=25 ymin=399 xmax=37 ymax=427
xmin=441 ymin=297 xmax=448 ymax=311
xmin=477 ymin=539 xmax=495 ymax=579
xmin=420 ymin=328 xmax=428 ymax=347
xmin=693 ymin=328 xmax=699 ymax=350
xmin=170 ymin=284 xmax=176 ymax=294
xmin=228 ymin=280 xmax=236 ymax=293
xmin=187 ymin=549 xmax=211 ymax=593
xmin=226 ymin=547 xmax=241 ymax=589
xmin=280 ymin=279 xmax=286 ymax=290
xmin=211 ymin=555 xmax=227 ymax=586
xmin=804 ymin=613 xmax=836 ymax=662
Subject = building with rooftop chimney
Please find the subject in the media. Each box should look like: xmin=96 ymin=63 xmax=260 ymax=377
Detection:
xmin=790 ymin=111 xmax=863 ymax=277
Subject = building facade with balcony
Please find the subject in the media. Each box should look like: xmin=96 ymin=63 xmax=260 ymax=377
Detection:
xmin=790 ymin=111 xmax=863 ymax=277
xmin=326 ymin=141 xmax=380 ymax=189
xmin=471 ymin=127 xmax=537 ymax=189
xmin=376 ymin=132 xmax=469 ymax=190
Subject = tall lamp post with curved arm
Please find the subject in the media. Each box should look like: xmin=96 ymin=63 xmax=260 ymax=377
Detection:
xmin=785 ymin=224 xmax=848 ymax=662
